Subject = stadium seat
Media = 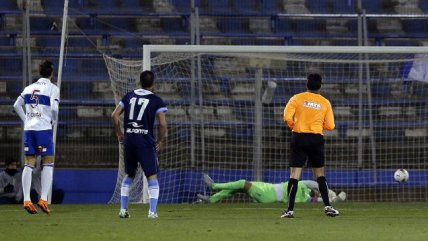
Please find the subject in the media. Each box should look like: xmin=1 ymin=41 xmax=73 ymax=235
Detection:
xmin=62 ymin=58 xmax=80 ymax=75
xmin=360 ymin=0 xmax=381 ymax=13
xmin=36 ymin=36 xmax=62 ymax=48
xmin=121 ymin=38 xmax=147 ymax=48
xmin=234 ymin=0 xmax=259 ymax=14
xmin=42 ymin=0 xmax=83 ymax=11
xmin=402 ymin=19 xmax=428 ymax=36
xmin=261 ymin=0 xmax=281 ymax=14
xmin=120 ymin=0 xmax=141 ymax=8
xmin=6 ymin=81 xmax=21 ymax=96
xmin=207 ymin=0 xmax=232 ymax=14
xmin=275 ymin=19 xmax=291 ymax=33
xmin=0 ymin=36 xmax=12 ymax=46
xmin=331 ymin=0 xmax=356 ymax=13
xmin=306 ymin=0 xmax=332 ymax=14
xmin=291 ymin=19 xmax=326 ymax=35
xmin=30 ymin=17 xmax=59 ymax=32
xmin=420 ymin=1 xmax=428 ymax=13
xmin=62 ymin=82 xmax=92 ymax=99
xmin=161 ymin=17 xmax=187 ymax=33
xmin=75 ymin=17 xmax=100 ymax=32
xmin=371 ymin=83 xmax=391 ymax=97
xmin=67 ymin=37 xmax=97 ymax=48
xmin=0 ymin=0 xmax=19 ymax=11
xmin=99 ymin=18 xmax=137 ymax=32
xmin=217 ymin=18 xmax=249 ymax=33
xmin=347 ymin=19 xmax=378 ymax=34
xmin=171 ymin=0 xmax=200 ymax=12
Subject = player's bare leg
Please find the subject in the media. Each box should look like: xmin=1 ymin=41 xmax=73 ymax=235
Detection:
xmin=22 ymin=155 xmax=37 ymax=214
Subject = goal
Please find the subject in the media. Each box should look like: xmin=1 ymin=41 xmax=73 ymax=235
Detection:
xmin=106 ymin=45 xmax=428 ymax=203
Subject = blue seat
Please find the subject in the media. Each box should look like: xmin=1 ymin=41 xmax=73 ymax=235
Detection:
xmin=420 ymin=1 xmax=428 ymax=13
xmin=1 ymin=59 xmax=21 ymax=75
xmin=234 ymin=38 xmax=282 ymax=46
xmin=75 ymin=17 xmax=100 ymax=32
xmin=161 ymin=17 xmax=187 ymax=33
xmin=62 ymin=59 xmax=80 ymax=75
xmin=171 ymin=0 xmax=194 ymax=12
xmin=42 ymin=0 xmax=83 ymax=10
xmin=306 ymin=0 xmax=331 ymax=14
xmin=371 ymin=83 xmax=391 ymax=97
xmin=67 ymin=37 xmax=95 ymax=48
xmin=207 ymin=0 xmax=232 ymax=14
xmin=0 ymin=36 xmax=13 ymax=46
xmin=275 ymin=19 xmax=291 ymax=33
xmin=402 ymin=19 xmax=428 ymax=35
xmin=292 ymin=19 xmax=326 ymax=34
xmin=6 ymin=81 xmax=21 ymax=96
xmin=37 ymin=37 xmax=61 ymax=47
xmin=62 ymin=82 xmax=91 ymax=99
xmin=234 ymin=0 xmax=259 ymax=13
xmin=360 ymin=0 xmax=381 ymax=13
xmin=100 ymin=18 xmax=136 ymax=32
xmin=331 ymin=0 xmax=356 ymax=13
xmin=122 ymin=38 xmax=148 ymax=48
xmin=262 ymin=0 xmax=282 ymax=14
xmin=217 ymin=18 xmax=248 ymax=33
xmin=0 ymin=0 xmax=19 ymax=10
xmin=30 ymin=17 xmax=58 ymax=32
xmin=92 ymin=0 xmax=119 ymax=9
xmin=346 ymin=19 xmax=377 ymax=34
xmin=120 ymin=0 xmax=142 ymax=8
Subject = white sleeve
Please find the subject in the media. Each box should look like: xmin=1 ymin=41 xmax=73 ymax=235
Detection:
xmin=13 ymin=96 xmax=26 ymax=122
xmin=51 ymin=87 xmax=60 ymax=124
xmin=301 ymin=180 xmax=319 ymax=190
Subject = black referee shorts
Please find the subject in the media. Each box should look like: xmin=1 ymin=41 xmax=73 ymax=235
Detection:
xmin=289 ymin=133 xmax=325 ymax=168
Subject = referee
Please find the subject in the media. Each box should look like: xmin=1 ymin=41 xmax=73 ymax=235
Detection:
xmin=281 ymin=73 xmax=339 ymax=218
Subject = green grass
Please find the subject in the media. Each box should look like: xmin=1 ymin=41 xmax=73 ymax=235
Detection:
xmin=0 ymin=202 xmax=427 ymax=241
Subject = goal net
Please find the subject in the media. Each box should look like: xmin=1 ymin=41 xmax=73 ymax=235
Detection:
xmin=106 ymin=45 xmax=428 ymax=203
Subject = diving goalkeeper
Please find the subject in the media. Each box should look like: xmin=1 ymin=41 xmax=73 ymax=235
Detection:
xmin=197 ymin=174 xmax=346 ymax=204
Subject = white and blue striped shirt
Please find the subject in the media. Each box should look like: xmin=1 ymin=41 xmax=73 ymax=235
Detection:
xmin=13 ymin=78 xmax=60 ymax=131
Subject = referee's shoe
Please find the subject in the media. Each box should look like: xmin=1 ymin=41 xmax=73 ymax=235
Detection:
xmin=325 ymin=206 xmax=339 ymax=217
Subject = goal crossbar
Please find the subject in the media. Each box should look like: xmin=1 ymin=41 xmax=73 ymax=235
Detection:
xmin=143 ymin=45 xmax=428 ymax=70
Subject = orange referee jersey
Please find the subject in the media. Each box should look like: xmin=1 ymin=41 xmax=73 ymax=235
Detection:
xmin=283 ymin=91 xmax=335 ymax=135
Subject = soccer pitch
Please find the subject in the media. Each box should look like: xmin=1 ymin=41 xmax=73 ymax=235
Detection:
xmin=0 ymin=202 xmax=426 ymax=241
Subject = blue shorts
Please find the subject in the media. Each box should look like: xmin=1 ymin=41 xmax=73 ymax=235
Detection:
xmin=24 ymin=130 xmax=54 ymax=156
xmin=124 ymin=145 xmax=158 ymax=178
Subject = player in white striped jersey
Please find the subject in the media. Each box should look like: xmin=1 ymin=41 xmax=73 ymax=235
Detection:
xmin=13 ymin=59 xmax=59 ymax=215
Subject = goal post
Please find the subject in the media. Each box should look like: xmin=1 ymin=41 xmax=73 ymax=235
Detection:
xmin=106 ymin=45 xmax=428 ymax=203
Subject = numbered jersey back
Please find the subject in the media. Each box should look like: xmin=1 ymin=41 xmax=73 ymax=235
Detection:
xmin=120 ymin=89 xmax=167 ymax=147
xmin=20 ymin=78 xmax=59 ymax=131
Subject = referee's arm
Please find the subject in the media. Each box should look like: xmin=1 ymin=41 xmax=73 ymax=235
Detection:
xmin=283 ymin=97 xmax=297 ymax=129
xmin=323 ymin=102 xmax=335 ymax=131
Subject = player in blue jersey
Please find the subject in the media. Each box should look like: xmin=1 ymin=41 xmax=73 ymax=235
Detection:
xmin=111 ymin=70 xmax=167 ymax=219
xmin=13 ymin=60 xmax=59 ymax=215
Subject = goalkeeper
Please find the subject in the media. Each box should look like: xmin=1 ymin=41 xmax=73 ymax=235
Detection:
xmin=197 ymin=174 xmax=346 ymax=204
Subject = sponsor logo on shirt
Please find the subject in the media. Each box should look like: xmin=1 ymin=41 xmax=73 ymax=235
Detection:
xmin=126 ymin=128 xmax=149 ymax=134
xmin=303 ymin=101 xmax=321 ymax=110
xmin=128 ymin=122 xmax=144 ymax=128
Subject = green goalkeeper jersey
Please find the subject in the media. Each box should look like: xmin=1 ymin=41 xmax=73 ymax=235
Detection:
xmin=247 ymin=181 xmax=311 ymax=203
